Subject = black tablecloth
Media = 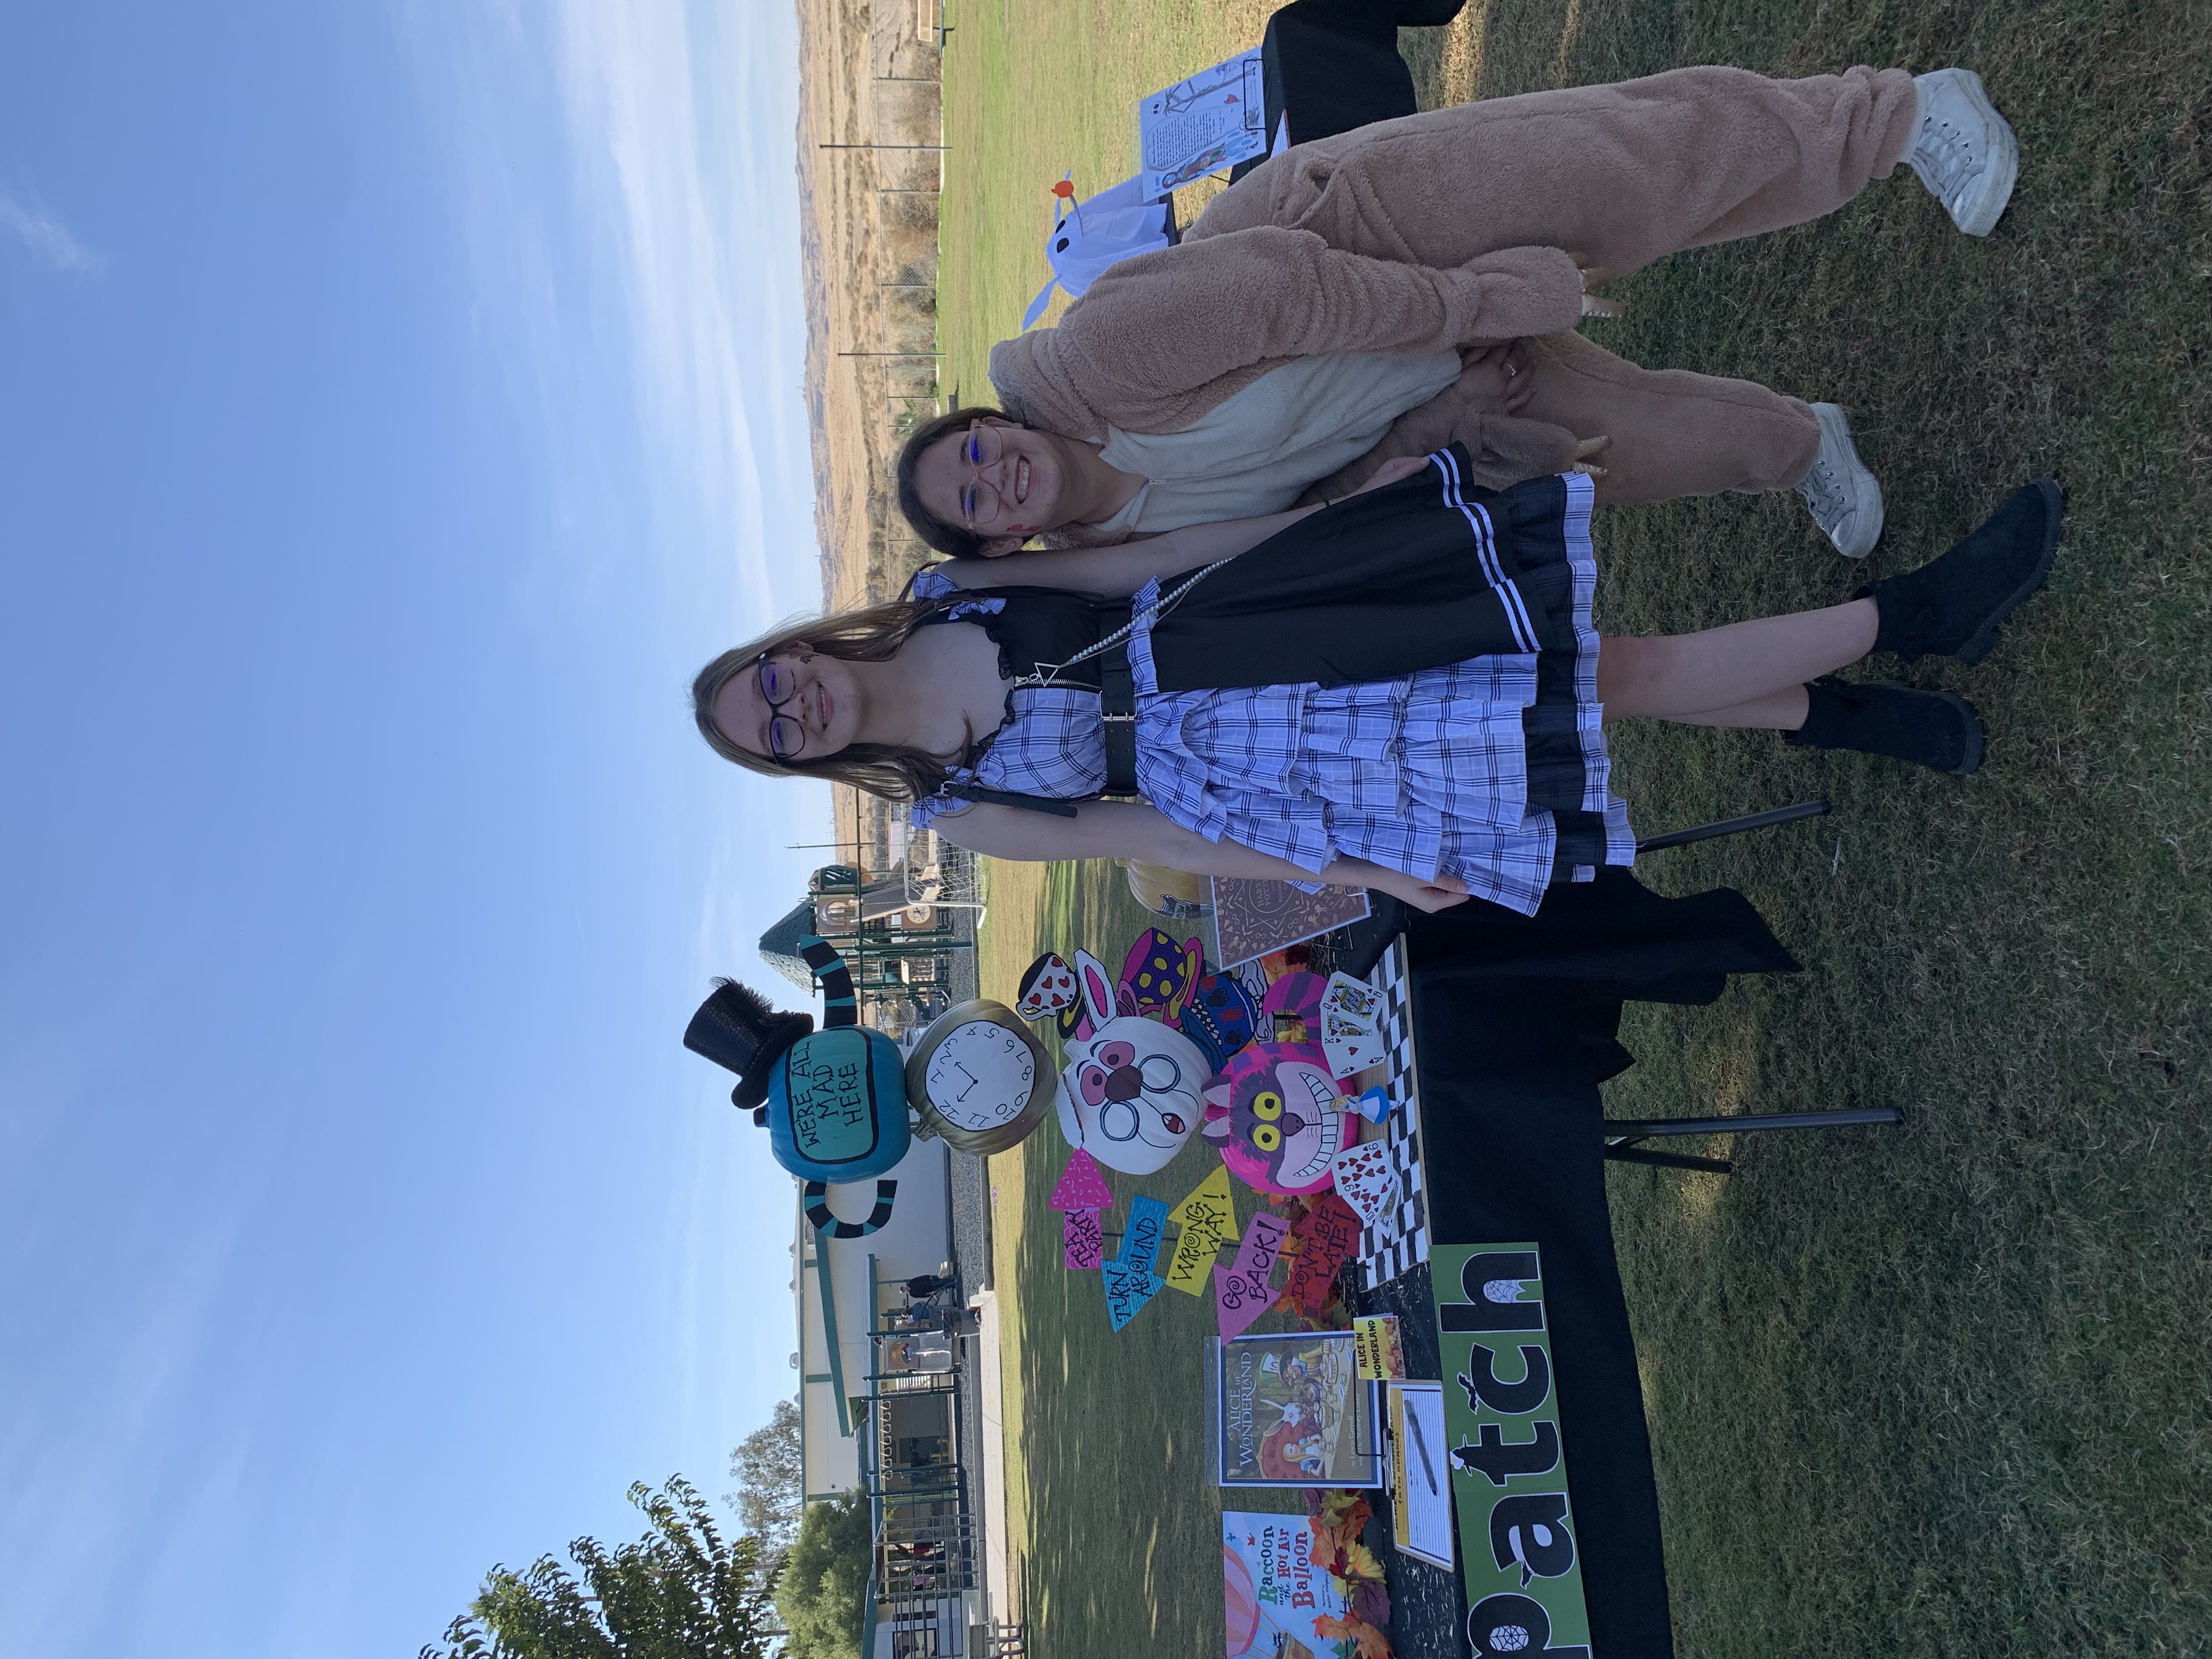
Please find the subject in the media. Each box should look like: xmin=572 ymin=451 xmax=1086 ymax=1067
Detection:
xmin=1348 ymin=883 xmax=1799 ymax=1658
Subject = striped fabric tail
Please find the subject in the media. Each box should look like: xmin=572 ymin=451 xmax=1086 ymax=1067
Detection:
xmin=798 ymin=934 xmax=857 ymax=1028
xmin=803 ymin=1178 xmax=899 ymax=1238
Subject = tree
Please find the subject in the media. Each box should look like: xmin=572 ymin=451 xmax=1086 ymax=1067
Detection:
xmin=420 ymin=1476 xmax=781 ymax=1659
xmin=726 ymin=1396 xmax=804 ymax=1554
xmin=774 ymin=1491 xmax=873 ymax=1659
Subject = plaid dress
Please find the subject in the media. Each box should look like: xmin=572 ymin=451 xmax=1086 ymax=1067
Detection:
xmin=907 ymin=468 xmax=1633 ymax=916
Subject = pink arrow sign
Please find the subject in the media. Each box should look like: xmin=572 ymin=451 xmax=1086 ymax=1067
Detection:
xmin=1047 ymin=1148 xmax=1115 ymax=1212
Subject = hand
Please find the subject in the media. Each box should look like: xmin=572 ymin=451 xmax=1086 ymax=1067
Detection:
xmin=1452 ymin=340 xmax=1537 ymax=413
xmin=1578 ymin=266 xmax=1624 ymax=319
xmin=1335 ymin=859 xmax=1473 ymax=913
xmin=1344 ymin=454 xmax=1432 ymax=496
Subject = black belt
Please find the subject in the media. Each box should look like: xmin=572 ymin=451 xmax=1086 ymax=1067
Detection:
xmin=1097 ymin=639 xmax=1139 ymax=797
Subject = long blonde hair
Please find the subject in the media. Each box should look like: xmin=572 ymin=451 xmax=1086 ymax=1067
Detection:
xmin=691 ymin=595 xmax=966 ymax=802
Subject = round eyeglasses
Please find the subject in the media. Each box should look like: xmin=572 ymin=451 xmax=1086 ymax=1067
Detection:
xmin=756 ymin=654 xmax=805 ymax=762
xmin=954 ymin=420 xmax=1006 ymax=528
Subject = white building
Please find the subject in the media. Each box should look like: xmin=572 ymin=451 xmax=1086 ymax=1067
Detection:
xmin=792 ymin=1135 xmax=954 ymax=1499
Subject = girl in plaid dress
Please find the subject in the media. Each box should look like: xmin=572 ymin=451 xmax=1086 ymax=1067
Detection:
xmin=693 ymin=453 xmax=2061 ymax=917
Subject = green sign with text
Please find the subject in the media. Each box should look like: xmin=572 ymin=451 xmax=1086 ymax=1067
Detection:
xmin=1429 ymin=1242 xmax=1593 ymax=1658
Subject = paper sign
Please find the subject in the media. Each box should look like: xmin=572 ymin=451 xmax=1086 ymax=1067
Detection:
xmin=1164 ymin=1217 xmax=1227 ymax=1295
xmin=1063 ymin=1208 xmax=1106 ymax=1271
xmin=1387 ymin=1382 xmax=1454 ymax=1569
xmin=1353 ymin=1314 xmax=1405 ymax=1380
xmin=1169 ymin=1163 xmax=1239 ymax=1236
xmin=1118 ymin=1195 xmax=1170 ymax=1279
xmin=1213 ymin=1263 xmax=1274 ymax=1340
xmin=1329 ymin=1141 xmax=1398 ymax=1229
xmin=1048 ymin=1148 xmax=1115 ymax=1212
xmin=1163 ymin=1166 xmax=1239 ymax=1297
xmin=1228 ymin=1210 xmax=1290 ymax=1283
xmin=1102 ymin=1257 xmax=1165 ymax=1330
xmin=1319 ymin=972 xmax=1382 ymax=1032
xmin=1135 ymin=49 xmax=1267 ymax=199
xmin=1283 ymin=1193 xmax=1362 ymax=1314
xmin=1431 ymin=1244 xmax=1592 ymax=1647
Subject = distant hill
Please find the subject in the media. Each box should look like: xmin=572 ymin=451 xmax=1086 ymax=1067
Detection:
xmin=794 ymin=0 xmax=943 ymax=612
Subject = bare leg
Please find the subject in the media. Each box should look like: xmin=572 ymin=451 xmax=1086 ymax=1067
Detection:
xmin=1650 ymin=686 xmax=1813 ymax=730
xmin=1596 ymin=600 xmax=1877 ymax=723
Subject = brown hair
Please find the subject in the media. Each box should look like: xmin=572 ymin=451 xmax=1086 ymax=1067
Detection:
xmin=894 ymin=404 xmax=1019 ymax=559
xmin=691 ymin=597 xmax=969 ymax=802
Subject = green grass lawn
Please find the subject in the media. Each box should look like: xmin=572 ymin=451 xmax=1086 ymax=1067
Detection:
xmin=943 ymin=0 xmax=2212 ymax=1652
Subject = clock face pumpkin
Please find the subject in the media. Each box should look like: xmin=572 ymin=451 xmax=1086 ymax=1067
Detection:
xmin=925 ymin=1018 xmax=1037 ymax=1130
xmin=904 ymin=1000 xmax=1054 ymax=1155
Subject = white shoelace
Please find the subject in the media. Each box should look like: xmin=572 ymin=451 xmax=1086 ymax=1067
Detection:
xmin=1912 ymin=116 xmax=1984 ymax=206
xmin=1798 ymin=459 xmax=1850 ymax=522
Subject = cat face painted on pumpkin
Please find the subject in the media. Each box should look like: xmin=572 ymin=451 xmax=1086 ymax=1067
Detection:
xmin=1200 ymin=1041 xmax=1351 ymax=1197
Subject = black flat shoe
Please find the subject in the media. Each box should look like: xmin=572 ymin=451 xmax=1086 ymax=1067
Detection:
xmin=1864 ymin=478 xmax=2064 ymax=664
xmin=1785 ymin=678 xmax=1987 ymax=776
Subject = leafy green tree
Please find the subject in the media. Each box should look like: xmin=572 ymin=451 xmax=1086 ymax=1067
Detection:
xmin=421 ymin=1476 xmax=781 ymax=1659
xmin=774 ymin=1490 xmax=873 ymax=1659
xmin=726 ymin=1396 xmax=804 ymax=1555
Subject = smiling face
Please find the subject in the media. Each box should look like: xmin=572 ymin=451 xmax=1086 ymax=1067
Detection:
xmin=1201 ymin=1042 xmax=1350 ymax=1197
xmin=911 ymin=418 xmax=1078 ymax=552
xmin=709 ymin=645 xmax=864 ymax=764
xmin=1052 ymin=1015 xmax=1209 ymax=1175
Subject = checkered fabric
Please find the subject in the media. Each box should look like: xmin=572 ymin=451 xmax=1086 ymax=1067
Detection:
xmin=1356 ymin=939 xmax=1432 ymax=1289
xmin=905 ymin=475 xmax=1634 ymax=916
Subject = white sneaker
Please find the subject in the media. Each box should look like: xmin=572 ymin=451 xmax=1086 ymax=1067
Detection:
xmin=1796 ymin=403 xmax=1883 ymax=558
xmin=1909 ymin=69 xmax=2019 ymax=237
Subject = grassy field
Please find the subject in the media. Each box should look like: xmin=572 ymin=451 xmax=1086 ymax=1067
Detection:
xmin=941 ymin=2 xmax=2212 ymax=1654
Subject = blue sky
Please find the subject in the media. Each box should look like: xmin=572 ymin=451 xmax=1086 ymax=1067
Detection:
xmin=0 ymin=3 xmax=826 ymax=1652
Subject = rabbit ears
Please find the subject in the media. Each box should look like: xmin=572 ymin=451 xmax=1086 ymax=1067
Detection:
xmin=1073 ymin=948 xmax=1117 ymax=1030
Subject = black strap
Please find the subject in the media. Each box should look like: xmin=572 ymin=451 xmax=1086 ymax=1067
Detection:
xmin=944 ymin=783 xmax=1080 ymax=818
xmin=1097 ymin=640 xmax=1139 ymax=796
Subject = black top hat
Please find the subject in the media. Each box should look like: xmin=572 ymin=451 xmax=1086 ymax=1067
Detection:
xmin=683 ymin=979 xmax=815 ymax=1112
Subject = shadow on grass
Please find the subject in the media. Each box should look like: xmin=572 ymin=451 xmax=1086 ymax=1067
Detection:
xmin=961 ymin=0 xmax=2212 ymax=1650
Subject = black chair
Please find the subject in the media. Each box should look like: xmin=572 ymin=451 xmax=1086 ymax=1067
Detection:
xmin=1226 ymin=0 xmax=1470 ymax=186
xmin=1608 ymin=796 xmax=1900 ymax=1172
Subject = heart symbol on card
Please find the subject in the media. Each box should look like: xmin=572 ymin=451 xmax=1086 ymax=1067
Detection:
xmin=1328 ymin=1141 xmax=1397 ymax=1228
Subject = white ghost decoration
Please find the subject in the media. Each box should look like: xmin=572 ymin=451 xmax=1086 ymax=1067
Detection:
xmin=1020 ymin=173 xmax=1176 ymax=330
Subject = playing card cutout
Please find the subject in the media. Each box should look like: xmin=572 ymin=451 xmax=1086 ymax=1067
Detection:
xmin=1318 ymin=971 xmax=1382 ymax=1032
xmin=1328 ymin=1141 xmax=1396 ymax=1229
xmin=1048 ymin=1148 xmax=1115 ymax=1212
xmin=1322 ymin=1025 xmax=1384 ymax=1081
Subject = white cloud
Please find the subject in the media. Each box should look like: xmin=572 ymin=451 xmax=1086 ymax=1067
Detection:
xmin=548 ymin=0 xmax=815 ymax=622
xmin=0 ymin=193 xmax=105 ymax=274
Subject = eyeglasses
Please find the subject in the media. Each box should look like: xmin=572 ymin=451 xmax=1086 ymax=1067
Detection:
xmin=954 ymin=420 xmax=1006 ymax=528
xmin=756 ymin=654 xmax=805 ymax=761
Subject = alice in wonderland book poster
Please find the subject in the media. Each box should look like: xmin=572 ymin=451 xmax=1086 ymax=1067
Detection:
xmin=1212 ymin=1330 xmax=1383 ymax=1488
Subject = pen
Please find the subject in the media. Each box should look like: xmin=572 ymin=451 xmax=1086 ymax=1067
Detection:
xmin=1404 ymin=1397 xmax=1438 ymax=1494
